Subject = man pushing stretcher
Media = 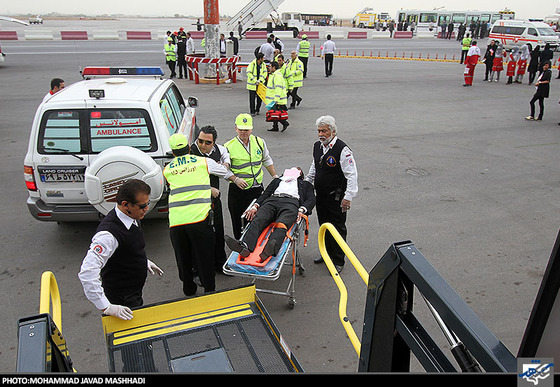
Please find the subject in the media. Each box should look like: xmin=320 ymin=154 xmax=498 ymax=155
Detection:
xmin=225 ymin=167 xmax=315 ymax=263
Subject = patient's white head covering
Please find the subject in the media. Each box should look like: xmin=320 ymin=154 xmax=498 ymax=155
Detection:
xmin=281 ymin=167 xmax=302 ymax=182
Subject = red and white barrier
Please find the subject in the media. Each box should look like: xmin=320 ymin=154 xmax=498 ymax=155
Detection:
xmin=185 ymin=56 xmax=240 ymax=85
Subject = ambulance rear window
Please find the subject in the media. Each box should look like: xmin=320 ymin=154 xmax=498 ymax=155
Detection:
xmin=39 ymin=110 xmax=82 ymax=153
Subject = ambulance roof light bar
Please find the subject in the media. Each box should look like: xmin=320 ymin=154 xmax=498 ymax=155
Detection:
xmin=81 ymin=66 xmax=164 ymax=79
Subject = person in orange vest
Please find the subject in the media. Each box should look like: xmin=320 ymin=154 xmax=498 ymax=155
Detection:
xmin=463 ymin=40 xmax=481 ymax=87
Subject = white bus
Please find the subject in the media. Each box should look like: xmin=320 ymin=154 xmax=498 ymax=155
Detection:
xmin=396 ymin=9 xmax=514 ymax=33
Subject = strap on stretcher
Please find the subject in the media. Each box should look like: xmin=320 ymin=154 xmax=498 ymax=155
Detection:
xmin=236 ymin=215 xmax=309 ymax=268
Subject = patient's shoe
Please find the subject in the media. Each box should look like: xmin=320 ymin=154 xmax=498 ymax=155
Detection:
xmin=225 ymin=235 xmax=250 ymax=258
xmin=259 ymin=240 xmax=277 ymax=262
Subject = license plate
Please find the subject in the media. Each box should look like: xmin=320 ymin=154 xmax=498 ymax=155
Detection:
xmin=38 ymin=166 xmax=86 ymax=183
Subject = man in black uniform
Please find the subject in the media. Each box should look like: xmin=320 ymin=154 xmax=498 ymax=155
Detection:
xmin=225 ymin=167 xmax=315 ymax=261
xmin=306 ymin=116 xmax=358 ymax=273
xmin=78 ymin=179 xmax=163 ymax=320
xmin=176 ymin=27 xmax=187 ymax=79
xmin=190 ymin=125 xmax=230 ymax=271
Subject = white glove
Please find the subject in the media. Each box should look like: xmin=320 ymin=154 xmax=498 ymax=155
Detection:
xmin=103 ymin=304 xmax=133 ymax=320
xmin=147 ymin=259 xmax=164 ymax=275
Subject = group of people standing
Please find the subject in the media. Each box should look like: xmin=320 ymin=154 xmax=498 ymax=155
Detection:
xmin=481 ymin=41 xmax=552 ymax=85
xmin=246 ymin=33 xmax=336 ymax=133
xmin=79 ymin=110 xmax=358 ymax=320
xmin=460 ymin=37 xmax=555 ymax=122
xmin=443 ymin=20 xmax=489 ymax=40
xmin=163 ymin=27 xmax=196 ymax=79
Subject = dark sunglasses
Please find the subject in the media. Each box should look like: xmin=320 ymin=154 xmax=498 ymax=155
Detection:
xmin=197 ymin=138 xmax=213 ymax=145
xmin=135 ymin=201 xmax=150 ymax=209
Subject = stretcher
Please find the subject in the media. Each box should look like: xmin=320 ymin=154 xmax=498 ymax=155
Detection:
xmin=223 ymin=210 xmax=309 ymax=309
xmin=101 ymin=285 xmax=303 ymax=373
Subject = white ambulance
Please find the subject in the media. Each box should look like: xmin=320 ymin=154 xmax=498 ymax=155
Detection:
xmin=489 ymin=19 xmax=559 ymax=49
xmin=24 ymin=66 xmax=199 ymax=222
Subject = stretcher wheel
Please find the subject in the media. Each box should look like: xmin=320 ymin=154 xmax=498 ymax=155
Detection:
xmin=288 ymin=298 xmax=296 ymax=309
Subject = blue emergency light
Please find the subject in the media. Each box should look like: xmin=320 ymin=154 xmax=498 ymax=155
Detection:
xmin=82 ymin=66 xmax=164 ymax=77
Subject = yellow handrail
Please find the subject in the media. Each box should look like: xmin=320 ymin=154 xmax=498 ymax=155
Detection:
xmin=39 ymin=271 xmax=63 ymax=332
xmin=318 ymin=223 xmax=369 ymax=356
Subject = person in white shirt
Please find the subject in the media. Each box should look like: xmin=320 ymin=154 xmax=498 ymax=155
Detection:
xmin=322 ymin=34 xmax=336 ymax=77
xmin=78 ymin=179 xmax=164 ymax=320
xmin=259 ymin=37 xmax=275 ymax=63
xmin=306 ymin=115 xmax=358 ymax=273
xmin=186 ymin=32 xmax=195 ymax=55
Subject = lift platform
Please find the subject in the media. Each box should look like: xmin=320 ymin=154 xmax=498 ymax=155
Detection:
xmin=101 ymin=285 xmax=303 ymax=373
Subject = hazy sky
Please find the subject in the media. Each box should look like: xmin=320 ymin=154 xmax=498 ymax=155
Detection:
xmin=2 ymin=0 xmax=559 ymax=20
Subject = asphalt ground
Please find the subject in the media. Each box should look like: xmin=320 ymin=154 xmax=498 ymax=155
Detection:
xmin=1 ymin=19 xmax=560 ymax=376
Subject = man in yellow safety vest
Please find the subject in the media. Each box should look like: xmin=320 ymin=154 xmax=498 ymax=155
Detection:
xmin=297 ymin=34 xmax=310 ymax=78
xmin=164 ymin=36 xmax=177 ymax=78
xmin=288 ymin=50 xmax=304 ymax=108
xmin=246 ymin=52 xmax=267 ymax=116
xmin=224 ymin=114 xmax=277 ymax=239
xmin=460 ymin=33 xmax=472 ymax=64
xmin=265 ymin=61 xmax=289 ymax=132
xmin=163 ymin=133 xmax=245 ymax=296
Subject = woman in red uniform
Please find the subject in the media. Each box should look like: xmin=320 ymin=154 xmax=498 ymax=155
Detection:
xmin=515 ymin=44 xmax=530 ymax=83
xmin=490 ymin=43 xmax=505 ymax=82
xmin=506 ymin=46 xmax=519 ymax=84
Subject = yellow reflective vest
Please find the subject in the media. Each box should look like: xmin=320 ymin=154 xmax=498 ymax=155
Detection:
xmin=297 ymin=40 xmax=310 ymax=58
xmin=163 ymin=155 xmax=212 ymax=227
xmin=265 ymin=69 xmax=287 ymax=106
xmin=279 ymin=63 xmax=294 ymax=90
xmin=246 ymin=59 xmax=267 ymax=91
xmin=462 ymin=37 xmax=472 ymax=51
xmin=164 ymin=43 xmax=177 ymax=61
xmin=289 ymin=58 xmax=304 ymax=88
xmin=224 ymin=135 xmax=265 ymax=189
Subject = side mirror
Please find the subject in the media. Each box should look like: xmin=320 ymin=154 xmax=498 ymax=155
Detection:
xmin=187 ymin=96 xmax=198 ymax=108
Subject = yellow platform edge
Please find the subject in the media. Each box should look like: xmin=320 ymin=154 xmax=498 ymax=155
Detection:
xmin=102 ymin=285 xmax=257 ymax=338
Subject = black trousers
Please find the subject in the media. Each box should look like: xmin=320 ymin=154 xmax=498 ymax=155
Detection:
xmin=249 ymin=89 xmax=262 ymax=114
xmin=166 ymin=60 xmax=176 ymax=77
xmin=460 ymin=50 xmax=468 ymax=64
xmin=290 ymin=87 xmax=302 ymax=107
xmin=212 ymin=195 xmax=227 ymax=270
xmin=529 ymin=95 xmax=545 ymax=119
xmin=169 ymin=220 xmax=215 ymax=296
xmin=316 ymin=194 xmax=347 ymax=267
xmin=104 ymin=287 xmax=143 ymax=308
xmin=324 ymin=53 xmax=334 ymax=76
xmin=242 ymin=197 xmax=299 ymax=256
xmin=299 ymin=56 xmax=308 ymax=78
xmin=228 ymin=184 xmax=263 ymax=239
xmin=177 ymin=55 xmax=187 ymax=77
xmin=485 ymin=62 xmax=493 ymax=80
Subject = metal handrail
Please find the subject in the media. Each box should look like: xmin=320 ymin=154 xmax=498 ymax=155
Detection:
xmin=318 ymin=223 xmax=369 ymax=356
xmin=39 ymin=271 xmax=63 ymax=331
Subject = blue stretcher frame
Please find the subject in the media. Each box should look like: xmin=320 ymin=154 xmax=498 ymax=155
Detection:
xmin=222 ymin=215 xmax=308 ymax=309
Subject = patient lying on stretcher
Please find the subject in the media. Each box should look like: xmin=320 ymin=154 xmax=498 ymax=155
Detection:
xmin=225 ymin=167 xmax=316 ymax=262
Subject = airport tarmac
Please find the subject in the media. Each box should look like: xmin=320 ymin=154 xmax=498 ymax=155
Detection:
xmin=0 ymin=18 xmax=559 ymax=375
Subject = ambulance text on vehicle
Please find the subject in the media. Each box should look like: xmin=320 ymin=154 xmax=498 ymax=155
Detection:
xmin=489 ymin=19 xmax=559 ymax=49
